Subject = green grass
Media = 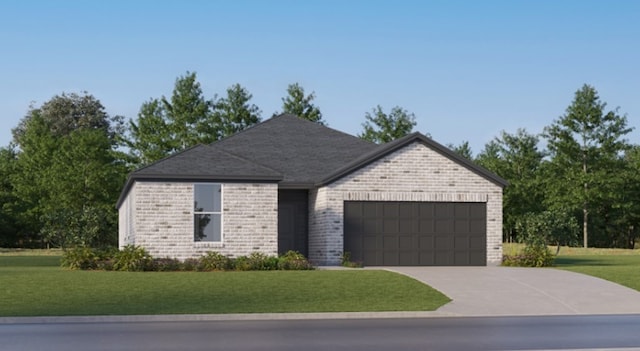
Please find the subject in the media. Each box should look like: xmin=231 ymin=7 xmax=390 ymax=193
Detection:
xmin=555 ymin=255 xmax=640 ymax=292
xmin=0 ymin=255 xmax=450 ymax=317
xmin=503 ymin=243 xmax=640 ymax=292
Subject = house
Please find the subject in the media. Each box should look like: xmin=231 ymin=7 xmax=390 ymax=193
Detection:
xmin=116 ymin=114 xmax=506 ymax=266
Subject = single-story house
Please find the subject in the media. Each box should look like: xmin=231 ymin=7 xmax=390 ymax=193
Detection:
xmin=116 ymin=114 xmax=506 ymax=266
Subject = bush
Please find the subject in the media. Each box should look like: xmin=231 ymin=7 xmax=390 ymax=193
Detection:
xmin=182 ymin=258 xmax=199 ymax=271
xmin=61 ymin=246 xmax=100 ymax=270
xmin=197 ymin=252 xmax=232 ymax=271
xmin=112 ymin=245 xmax=152 ymax=272
xmin=151 ymin=258 xmax=183 ymax=272
xmin=232 ymin=252 xmax=279 ymax=271
xmin=502 ymin=238 xmax=555 ymax=268
xmin=341 ymin=251 xmax=363 ymax=268
xmin=277 ymin=250 xmax=314 ymax=270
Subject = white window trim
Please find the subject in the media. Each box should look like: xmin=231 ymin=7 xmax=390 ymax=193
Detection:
xmin=193 ymin=183 xmax=224 ymax=246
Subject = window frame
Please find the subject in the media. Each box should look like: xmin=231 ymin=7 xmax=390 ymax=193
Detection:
xmin=193 ymin=183 xmax=223 ymax=244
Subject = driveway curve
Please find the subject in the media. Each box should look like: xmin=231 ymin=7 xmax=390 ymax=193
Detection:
xmin=385 ymin=266 xmax=640 ymax=317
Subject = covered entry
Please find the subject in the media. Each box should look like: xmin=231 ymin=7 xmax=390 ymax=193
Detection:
xmin=344 ymin=201 xmax=486 ymax=266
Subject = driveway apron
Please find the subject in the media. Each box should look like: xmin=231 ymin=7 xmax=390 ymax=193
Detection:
xmin=385 ymin=266 xmax=640 ymax=316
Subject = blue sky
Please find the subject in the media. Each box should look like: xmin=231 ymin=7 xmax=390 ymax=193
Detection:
xmin=1 ymin=0 xmax=638 ymax=154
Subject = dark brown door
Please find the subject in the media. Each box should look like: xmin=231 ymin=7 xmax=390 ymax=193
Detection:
xmin=344 ymin=201 xmax=486 ymax=266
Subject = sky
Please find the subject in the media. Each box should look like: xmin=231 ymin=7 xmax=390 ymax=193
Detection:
xmin=1 ymin=0 xmax=639 ymax=154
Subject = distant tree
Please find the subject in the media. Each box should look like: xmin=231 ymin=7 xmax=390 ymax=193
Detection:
xmin=213 ymin=84 xmax=261 ymax=139
xmin=359 ymin=105 xmax=417 ymax=143
xmin=543 ymin=84 xmax=632 ymax=248
xmin=476 ymin=129 xmax=546 ymax=242
xmin=11 ymin=93 xmax=127 ymax=248
xmin=278 ymin=83 xmax=325 ymax=124
xmin=0 ymin=144 xmax=26 ymax=247
xmin=448 ymin=141 xmax=473 ymax=160
xmin=127 ymin=72 xmax=216 ymax=165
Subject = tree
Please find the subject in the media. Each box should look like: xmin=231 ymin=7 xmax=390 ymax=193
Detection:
xmin=0 ymin=144 xmax=26 ymax=247
xmin=359 ymin=105 xmax=417 ymax=143
xmin=11 ymin=93 xmax=127 ymax=248
xmin=278 ymin=83 xmax=325 ymax=124
xmin=476 ymin=129 xmax=546 ymax=242
xmin=127 ymin=72 xmax=217 ymax=165
xmin=213 ymin=84 xmax=261 ymax=139
xmin=449 ymin=141 xmax=473 ymax=160
xmin=543 ymin=84 xmax=632 ymax=248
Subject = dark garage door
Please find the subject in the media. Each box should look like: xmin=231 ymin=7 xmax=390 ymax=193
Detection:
xmin=344 ymin=201 xmax=486 ymax=266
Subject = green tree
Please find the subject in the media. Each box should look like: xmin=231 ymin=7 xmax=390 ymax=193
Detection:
xmin=213 ymin=83 xmax=261 ymax=139
xmin=0 ymin=144 xmax=27 ymax=247
xmin=127 ymin=71 xmax=216 ymax=165
xmin=543 ymin=84 xmax=632 ymax=248
xmin=476 ymin=129 xmax=546 ymax=241
xmin=449 ymin=141 xmax=473 ymax=160
xmin=359 ymin=105 xmax=417 ymax=143
xmin=278 ymin=83 xmax=325 ymax=124
xmin=11 ymin=93 xmax=127 ymax=248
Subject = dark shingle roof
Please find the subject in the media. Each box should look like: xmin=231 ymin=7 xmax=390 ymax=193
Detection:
xmin=132 ymin=144 xmax=283 ymax=180
xmin=117 ymin=114 xmax=506 ymax=208
xmin=211 ymin=114 xmax=378 ymax=186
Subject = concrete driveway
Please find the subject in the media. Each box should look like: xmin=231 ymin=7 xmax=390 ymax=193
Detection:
xmin=386 ymin=266 xmax=640 ymax=317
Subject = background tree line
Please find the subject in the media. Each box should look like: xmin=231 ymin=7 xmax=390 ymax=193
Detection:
xmin=0 ymin=73 xmax=637 ymax=250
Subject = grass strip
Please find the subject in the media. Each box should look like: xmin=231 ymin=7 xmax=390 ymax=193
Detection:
xmin=0 ymin=256 xmax=450 ymax=317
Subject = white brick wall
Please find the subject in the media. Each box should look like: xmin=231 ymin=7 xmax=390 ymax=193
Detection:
xmin=120 ymin=181 xmax=278 ymax=260
xmin=309 ymin=141 xmax=503 ymax=265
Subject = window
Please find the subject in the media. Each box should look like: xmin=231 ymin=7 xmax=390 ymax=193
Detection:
xmin=194 ymin=184 xmax=222 ymax=242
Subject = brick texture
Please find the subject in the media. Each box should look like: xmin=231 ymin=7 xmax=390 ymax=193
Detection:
xmin=309 ymin=141 xmax=503 ymax=265
xmin=119 ymin=182 xmax=278 ymax=260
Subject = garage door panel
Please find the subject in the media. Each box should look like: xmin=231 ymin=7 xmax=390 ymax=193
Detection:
xmin=383 ymin=251 xmax=399 ymax=265
xmin=469 ymin=236 xmax=485 ymax=249
xmin=435 ymin=220 xmax=453 ymax=233
xmin=363 ymin=235 xmax=378 ymax=250
xmin=399 ymin=218 xmax=414 ymax=233
xmin=454 ymin=219 xmax=469 ymax=233
xmin=383 ymin=203 xmax=398 ymax=217
xmin=418 ymin=219 xmax=435 ymax=233
xmin=418 ymin=203 xmax=435 ymax=217
xmin=418 ymin=235 xmax=434 ymax=249
xmin=383 ymin=235 xmax=398 ymax=249
xmin=344 ymin=201 xmax=486 ymax=266
xmin=454 ymin=236 xmax=468 ymax=249
xmin=383 ymin=219 xmax=398 ymax=233
xmin=398 ymin=235 xmax=413 ymax=249
xmin=435 ymin=235 xmax=452 ymax=249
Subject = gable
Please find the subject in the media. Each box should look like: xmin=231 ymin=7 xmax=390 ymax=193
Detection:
xmin=319 ymin=133 xmax=507 ymax=188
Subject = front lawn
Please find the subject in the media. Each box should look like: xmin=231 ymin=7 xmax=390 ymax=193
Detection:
xmin=0 ymin=255 xmax=450 ymax=317
xmin=503 ymin=243 xmax=640 ymax=292
xmin=555 ymin=254 xmax=640 ymax=292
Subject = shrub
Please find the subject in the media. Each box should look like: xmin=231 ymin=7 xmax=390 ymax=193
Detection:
xmin=182 ymin=258 xmax=199 ymax=271
xmin=197 ymin=252 xmax=232 ymax=271
xmin=232 ymin=252 xmax=279 ymax=271
xmin=151 ymin=258 xmax=183 ymax=272
xmin=502 ymin=237 xmax=555 ymax=268
xmin=277 ymin=250 xmax=314 ymax=270
xmin=341 ymin=251 xmax=363 ymax=268
xmin=61 ymin=246 xmax=100 ymax=270
xmin=112 ymin=245 xmax=153 ymax=272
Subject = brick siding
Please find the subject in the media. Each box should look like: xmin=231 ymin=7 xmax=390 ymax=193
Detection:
xmin=119 ymin=182 xmax=278 ymax=260
xmin=309 ymin=141 xmax=503 ymax=265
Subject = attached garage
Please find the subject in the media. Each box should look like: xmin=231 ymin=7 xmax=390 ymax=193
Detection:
xmin=344 ymin=201 xmax=487 ymax=266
